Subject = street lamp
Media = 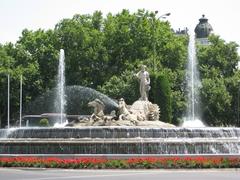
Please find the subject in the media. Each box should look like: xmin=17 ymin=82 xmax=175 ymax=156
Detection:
xmin=238 ymin=84 xmax=239 ymax=126
xmin=1 ymin=74 xmax=23 ymax=128
xmin=237 ymin=62 xmax=240 ymax=126
xmin=152 ymin=11 xmax=171 ymax=73
xmin=158 ymin=12 xmax=171 ymax=19
xmin=19 ymin=75 xmax=23 ymax=127
xmin=7 ymin=74 xmax=10 ymax=129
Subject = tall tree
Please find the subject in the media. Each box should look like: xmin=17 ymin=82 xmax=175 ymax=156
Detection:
xmin=198 ymin=35 xmax=240 ymax=126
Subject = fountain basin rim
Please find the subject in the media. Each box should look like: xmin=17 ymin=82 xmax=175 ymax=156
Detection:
xmin=3 ymin=126 xmax=240 ymax=130
xmin=1 ymin=138 xmax=240 ymax=144
xmin=1 ymin=154 xmax=240 ymax=158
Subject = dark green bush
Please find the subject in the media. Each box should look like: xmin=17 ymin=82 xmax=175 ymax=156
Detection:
xmin=39 ymin=118 xmax=49 ymax=127
xmin=150 ymin=72 xmax=173 ymax=123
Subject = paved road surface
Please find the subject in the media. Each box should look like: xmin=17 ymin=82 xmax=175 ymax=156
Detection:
xmin=0 ymin=168 xmax=240 ymax=180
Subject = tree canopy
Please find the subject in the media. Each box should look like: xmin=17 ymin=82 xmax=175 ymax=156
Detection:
xmin=0 ymin=9 xmax=239 ymax=127
xmin=197 ymin=35 xmax=240 ymax=126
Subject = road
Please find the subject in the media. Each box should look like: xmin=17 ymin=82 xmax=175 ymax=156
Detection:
xmin=0 ymin=168 xmax=240 ymax=180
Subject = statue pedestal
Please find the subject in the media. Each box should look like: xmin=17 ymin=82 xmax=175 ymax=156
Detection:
xmin=128 ymin=100 xmax=174 ymax=127
xmin=130 ymin=100 xmax=159 ymax=121
xmin=130 ymin=100 xmax=151 ymax=117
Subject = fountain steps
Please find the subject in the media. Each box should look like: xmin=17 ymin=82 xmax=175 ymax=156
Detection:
xmin=2 ymin=154 xmax=240 ymax=160
xmin=0 ymin=141 xmax=239 ymax=154
xmin=0 ymin=127 xmax=240 ymax=154
xmin=1 ymin=138 xmax=240 ymax=143
xmin=1 ymin=127 xmax=240 ymax=139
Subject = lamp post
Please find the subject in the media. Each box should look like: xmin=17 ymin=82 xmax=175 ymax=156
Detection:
xmin=238 ymin=84 xmax=239 ymax=126
xmin=158 ymin=12 xmax=171 ymax=19
xmin=19 ymin=75 xmax=22 ymax=127
xmin=237 ymin=78 xmax=240 ymax=127
xmin=7 ymin=74 xmax=10 ymax=129
xmin=152 ymin=11 xmax=171 ymax=73
xmin=237 ymin=62 xmax=240 ymax=127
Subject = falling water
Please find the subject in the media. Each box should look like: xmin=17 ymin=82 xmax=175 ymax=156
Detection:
xmin=55 ymin=49 xmax=66 ymax=124
xmin=183 ymin=31 xmax=204 ymax=127
xmin=1 ymin=127 xmax=240 ymax=154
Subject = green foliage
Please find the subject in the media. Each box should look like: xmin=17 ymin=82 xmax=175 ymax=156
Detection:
xmin=198 ymin=35 xmax=239 ymax=78
xmin=0 ymin=9 xmax=188 ymax=127
xmin=55 ymin=12 xmax=108 ymax=88
xmin=3 ymin=10 xmax=240 ymax=127
xmin=98 ymin=70 xmax=138 ymax=104
xmin=201 ymin=78 xmax=232 ymax=126
xmin=0 ymin=43 xmax=41 ymax=127
xmin=18 ymin=29 xmax=59 ymax=91
xmin=39 ymin=118 xmax=49 ymax=127
xmin=150 ymin=73 xmax=172 ymax=123
xmin=198 ymin=35 xmax=240 ymax=126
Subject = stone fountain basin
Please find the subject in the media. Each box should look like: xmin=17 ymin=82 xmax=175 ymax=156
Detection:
xmin=1 ymin=127 xmax=240 ymax=139
xmin=0 ymin=127 xmax=240 ymax=155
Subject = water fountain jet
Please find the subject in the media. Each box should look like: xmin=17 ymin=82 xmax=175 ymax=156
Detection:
xmin=54 ymin=49 xmax=66 ymax=125
xmin=182 ymin=30 xmax=205 ymax=127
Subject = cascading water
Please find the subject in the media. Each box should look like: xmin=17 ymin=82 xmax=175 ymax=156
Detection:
xmin=183 ymin=30 xmax=205 ymax=127
xmin=1 ymin=127 xmax=240 ymax=154
xmin=54 ymin=49 xmax=66 ymax=125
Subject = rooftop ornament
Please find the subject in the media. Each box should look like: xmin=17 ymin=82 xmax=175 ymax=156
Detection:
xmin=194 ymin=14 xmax=213 ymax=38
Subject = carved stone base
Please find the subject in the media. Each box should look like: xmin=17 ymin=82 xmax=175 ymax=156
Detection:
xmin=130 ymin=100 xmax=160 ymax=121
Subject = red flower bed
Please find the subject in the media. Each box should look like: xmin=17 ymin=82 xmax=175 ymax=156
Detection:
xmin=0 ymin=157 xmax=240 ymax=169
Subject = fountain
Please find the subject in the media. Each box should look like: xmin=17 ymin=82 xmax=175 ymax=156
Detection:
xmin=54 ymin=49 xmax=66 ymax=124
xmin=0 ymin=31 xmax=240 ymax=156
xmin=1 ymin=63 xmax=240 ymax=156
xmin=182 ymin=30 xmax=205 ymax=127
xmin=0 ymin=127 xmax=240 ymax=154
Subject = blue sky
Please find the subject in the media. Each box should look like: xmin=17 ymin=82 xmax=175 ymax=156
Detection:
xmin=1 ymin=0 xmax=240 ymax=52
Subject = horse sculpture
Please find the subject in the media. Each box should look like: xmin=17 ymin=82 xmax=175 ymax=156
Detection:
xmin=88 ymin=98 xmax=105 ymax=118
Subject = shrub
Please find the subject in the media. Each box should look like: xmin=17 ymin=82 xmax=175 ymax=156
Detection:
xmin=39 ymin=118 xmax=49 ymax=127
xmin=150 ymin=72 xmax=172 ymax=123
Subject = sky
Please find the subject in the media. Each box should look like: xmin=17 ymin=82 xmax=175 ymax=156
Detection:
xmin=1 ymin=0 xmax=240 ymax=53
